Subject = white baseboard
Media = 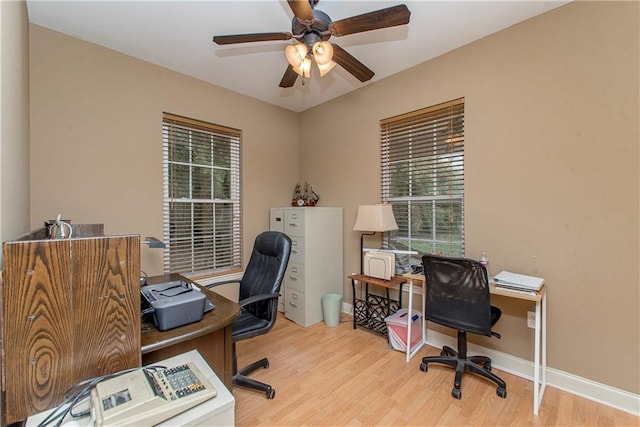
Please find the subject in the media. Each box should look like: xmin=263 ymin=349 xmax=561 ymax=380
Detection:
xmin=342 ymin=302 xmax=639 ymax=416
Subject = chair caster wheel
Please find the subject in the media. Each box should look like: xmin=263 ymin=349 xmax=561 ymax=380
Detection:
xmin=452 ymin=388 xmax=462 ymax=399
xmin=420 ymin=363 xmax=428 ymax=372
xmin=263 ymin=360 xmax=270 ymax=369
xmin=266 ymin=388 xmax=275 ymax=399
xmin=497 ymin=387 xmax=507 ymax=398
xmin=484 ymin=363 xmax=492 ymax=372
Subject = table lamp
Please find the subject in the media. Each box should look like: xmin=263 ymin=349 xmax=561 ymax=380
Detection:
xmin=142 ymin=236 xmax=166 ymax=248
xmin=352 ymin=204 xmax=398 ymax=274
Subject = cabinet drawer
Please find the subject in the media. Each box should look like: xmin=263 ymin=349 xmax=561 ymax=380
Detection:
xmin=285 ymin=289 xmax=305 ymax=324
xmin=284 ymin=210 xmax=305 ymax=236
xmin=285 ymin=263 xmax=305 ymax=292
xmin=289 ymin=236 xmax=305 ymax=265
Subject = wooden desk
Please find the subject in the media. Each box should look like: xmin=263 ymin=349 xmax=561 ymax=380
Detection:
xmin=140 ymin=274 xmax=240 ymax=390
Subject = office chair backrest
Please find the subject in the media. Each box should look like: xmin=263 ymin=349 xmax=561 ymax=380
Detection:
xmin=240 ymin=231 xmax=292 ymax=322
xmin=422 ymin=254 xmax=493 ymax=336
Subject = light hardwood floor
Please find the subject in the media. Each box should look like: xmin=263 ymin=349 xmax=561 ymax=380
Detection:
xmin=233 ymin=313 xmax=638 ymax=426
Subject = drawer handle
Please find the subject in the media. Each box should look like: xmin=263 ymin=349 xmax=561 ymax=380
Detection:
xmin=289 ymin=223 xmax=298 ymax=227
xmin=291 ymin=249 xmax=298 ymax=254
xmin=288 ymin=275 xmax=298 ymax=280
xmin=289 ymin=301 xmax=298 ymax=308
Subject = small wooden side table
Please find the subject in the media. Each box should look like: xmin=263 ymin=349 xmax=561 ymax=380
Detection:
xmin=348 ymin=274 xmax=407 ymax=335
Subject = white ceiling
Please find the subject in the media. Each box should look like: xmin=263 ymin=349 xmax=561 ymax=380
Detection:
xmin=26 ymin=0 xmax=570 ymax=113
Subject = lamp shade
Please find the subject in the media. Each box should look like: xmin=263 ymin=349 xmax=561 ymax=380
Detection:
xmin=142 ymin=236 xmax=166 ymax=248
xmin=285 ymin=43 xmax=308 ymax=68
xmin=312 ymin=41 xmax=334 ymax=65
xmin=353 ymin=204 xmax=398 ymax=232
xmin=292 ymin=57 xmax=312 ymax=77
xmin=317 ymin=60 xmax=337 ymax=76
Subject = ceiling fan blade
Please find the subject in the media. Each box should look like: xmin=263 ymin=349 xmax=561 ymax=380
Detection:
xmin=279 ymin=65 xmax=299 ymax=88
xmin=287 ymin=0 xmax=314 ymax=21
xmin=329 ymin=4 xmax=411 ymax=36
xmin=213 ymin=32 xmax=292 ymax=45
xmin=331 ymin=44 xmax=374 ymax=82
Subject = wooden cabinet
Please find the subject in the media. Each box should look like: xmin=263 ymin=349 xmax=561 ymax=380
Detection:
xmin=1 ymin=226 xmax=140 ymax=424
xmin=270 ymin=207 xmax=343 ymax=327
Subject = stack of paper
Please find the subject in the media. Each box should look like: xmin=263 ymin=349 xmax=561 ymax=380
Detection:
xmin=493 ymin=271 xmax=545 ymax=291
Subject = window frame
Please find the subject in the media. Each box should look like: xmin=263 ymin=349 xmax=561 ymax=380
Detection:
xmin=380 ymin=98 xmax=465 ymax=270
xmin=162 ymin=112 xmax=242 ymax=275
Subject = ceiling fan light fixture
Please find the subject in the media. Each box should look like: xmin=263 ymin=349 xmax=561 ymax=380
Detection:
xmin=293 ymin=56 xmax=312 ymax=78
xmin=312 ymin=41 xmax=334 ymax=66
xmin=317 ymin=59 xmax=337 ymax=76
xmin=214 ymin=2 xmax=412 ymax=88
xmin=285 ymin=43 xmax=308 ymax=68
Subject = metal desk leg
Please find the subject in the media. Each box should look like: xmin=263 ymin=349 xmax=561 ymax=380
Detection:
xmin=404 ymin=278 xmax=426 ymax=362
xmin=406 ymin=282 xmax=413 ymax=362
xmin=351 ymin=279 xmax=357 ymax=330
xmin=533 ymin=291 xmax=547 ymax=415
xmin=422 ymin=282 xmax=427 ymax=343
xmin=542 ymin=292 xmax=547 ymax=400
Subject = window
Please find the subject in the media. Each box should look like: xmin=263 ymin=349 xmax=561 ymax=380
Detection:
xmin=162 ymin=113 xmax=241 ymax=274
xmin=380 ymin=98 xmax=465 ymax=268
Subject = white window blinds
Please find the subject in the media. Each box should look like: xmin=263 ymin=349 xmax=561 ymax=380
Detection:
xmin=381 ymin=98 xmax=465 ymax=263
xmin=162 ymin=113 xmax=242 ymax=274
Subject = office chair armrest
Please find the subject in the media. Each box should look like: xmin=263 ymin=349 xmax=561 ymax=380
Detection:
xmin=206 ymin=279 xmax=241 ymax=289
xmin=238 ymin=292 xmax=280 ymax=309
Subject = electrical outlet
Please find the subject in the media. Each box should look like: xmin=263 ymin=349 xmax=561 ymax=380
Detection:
xmin=527 ymin=311 xmax=536 ymax=329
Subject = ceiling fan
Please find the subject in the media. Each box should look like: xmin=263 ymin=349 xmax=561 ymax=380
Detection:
xmin=212 ymin=0 xmax=411 ymax=88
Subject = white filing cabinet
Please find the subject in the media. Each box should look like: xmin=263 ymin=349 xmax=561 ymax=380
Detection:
xmin=270 ymin=207 xmax=343 ymax=327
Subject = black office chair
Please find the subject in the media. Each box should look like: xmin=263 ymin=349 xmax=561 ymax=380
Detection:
xmin=419 ymin=254 xmax=507 ymax=399
xmin=207 ymin=231 xmax=291 ymax=399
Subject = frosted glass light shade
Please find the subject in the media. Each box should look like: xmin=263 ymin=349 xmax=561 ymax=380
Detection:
xmin=293 ymin=57 xmax=312 ymax=78
xmin=285 ymin=43 xmax=308 ymax=68
xmin=312 ymin=41 xmax=334 ymax=65
xmin=317 ymin=60 xmax=337 ymax=76
xmin=353 ymin=204 xmax=398 ymax=232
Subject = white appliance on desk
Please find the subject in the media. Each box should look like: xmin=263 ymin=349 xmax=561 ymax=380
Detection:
xmin=26 ymin=350 xmax=235 ymax=427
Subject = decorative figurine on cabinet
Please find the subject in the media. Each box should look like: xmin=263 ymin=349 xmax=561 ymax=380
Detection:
xmin=292 ymin=182 xmax=320 ymax=207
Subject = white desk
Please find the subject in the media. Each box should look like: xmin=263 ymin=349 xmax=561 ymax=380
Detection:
xmin=26 ymin=350 xmax=235 ymax=426
xmin=401 ymin=273 xmax=547 ymax=416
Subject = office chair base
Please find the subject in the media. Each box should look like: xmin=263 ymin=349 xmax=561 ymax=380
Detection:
xmin=234 ymin=357 xmax=276 ymax=399
xmin=421 ymin=345 xmax=507 ymax=400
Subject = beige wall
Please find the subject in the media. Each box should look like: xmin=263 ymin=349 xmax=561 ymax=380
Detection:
xmin=299 ymin=1 xmax=639 ymax=394
xmin=26 ymin=1 xmax=639 ymax=395
xmin=0 ymin=0 xmax=31 ymax=255
xmin=29 ymin=25 xmax=299 ymax=275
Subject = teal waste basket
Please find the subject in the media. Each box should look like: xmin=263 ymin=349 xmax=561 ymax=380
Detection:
xmin=321 ymin=294 xmax=343 ymax=327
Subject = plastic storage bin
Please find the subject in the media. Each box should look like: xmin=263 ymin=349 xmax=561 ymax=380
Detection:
xmin=385 ymin=308 xmax=423 ymax=352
